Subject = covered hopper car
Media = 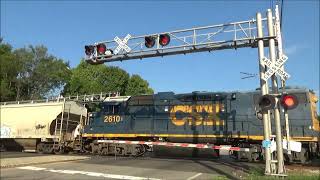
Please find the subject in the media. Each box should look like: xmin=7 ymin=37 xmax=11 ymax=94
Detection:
xmin=0 ymin=99 xmax=87 ymax=153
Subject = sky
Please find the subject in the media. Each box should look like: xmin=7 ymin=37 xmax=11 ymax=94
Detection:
xmin=1 ymin=0 xmax=319 ymax=95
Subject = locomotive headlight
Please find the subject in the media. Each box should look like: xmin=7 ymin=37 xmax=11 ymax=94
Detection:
xmin=221 ymin=104 xmax=225 ymax=112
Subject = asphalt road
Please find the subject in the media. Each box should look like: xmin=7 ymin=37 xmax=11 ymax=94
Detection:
xmin=1 ymin=153 xmax=259 ymax=180
xmin=0 ymin=151 xmax=53 ymax=159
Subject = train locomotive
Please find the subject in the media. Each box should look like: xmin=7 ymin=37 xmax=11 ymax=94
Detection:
xmin=81 ymin=87 xmax=319 ymax=163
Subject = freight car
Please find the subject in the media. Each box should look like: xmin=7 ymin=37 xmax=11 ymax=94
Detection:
xmin=82 ymin=87 xmax=319 ymax=163
xmin=0 ymin=99 xmax=87 ymax=153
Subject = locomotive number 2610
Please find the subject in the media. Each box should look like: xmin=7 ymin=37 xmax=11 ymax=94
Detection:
xmin=104 ymin=115 xmax=121 ymax=123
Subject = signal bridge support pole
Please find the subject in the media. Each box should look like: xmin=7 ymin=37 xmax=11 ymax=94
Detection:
xmin=274 ymin=4 xmax=291 ymax=155
xmin=267 ymin=9 xmax=285 ymax=175
xmin=256 ymin=12 xmax=273 ymax=175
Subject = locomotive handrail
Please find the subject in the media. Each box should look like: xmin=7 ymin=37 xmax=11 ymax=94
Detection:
xmin=0 ymin=92 xmax=121 ymax=105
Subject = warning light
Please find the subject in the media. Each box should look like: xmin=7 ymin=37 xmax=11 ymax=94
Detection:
xmin=281 ymin=94 xmax=298 ymax=110
xmin=159 ymin=34 xmax=170 ymax=46
xmin=258 ymin=94 xmax=276 ymax=112
xmin=145 ymin=36 xmax=156 ymax=48
xmin=85 ymin=45 xmax=94 ymax=56
xmin=96 ymin=43 xmax=106 ymax=55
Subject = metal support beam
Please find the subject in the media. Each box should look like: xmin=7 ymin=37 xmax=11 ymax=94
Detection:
xmin=267 ymin=9 xmax=285 ymax=174
xmin=256 ymin=12 xmax=273 ymax=175
xmin=84 ymin=18 xmax=271 ymax=64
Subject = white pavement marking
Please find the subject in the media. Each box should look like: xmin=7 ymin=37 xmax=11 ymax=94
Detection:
xmin=17 ymin=166 xmax=161 ymax=180
xmin=186 ymin=173 xmax=202 ymax=180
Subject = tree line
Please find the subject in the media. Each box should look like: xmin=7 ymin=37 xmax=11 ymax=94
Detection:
xmin=0 ymin=40 xmax=153 ymax=102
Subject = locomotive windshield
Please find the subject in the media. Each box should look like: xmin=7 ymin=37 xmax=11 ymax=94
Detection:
xmin=102 ymin=103 xmax=120 ymax=115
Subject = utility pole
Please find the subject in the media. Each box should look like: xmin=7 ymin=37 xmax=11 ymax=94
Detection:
xmin=256 ymin=12 xmax=273 ymax=175
xmin=267 ymin=9 xmax=285 ymax=174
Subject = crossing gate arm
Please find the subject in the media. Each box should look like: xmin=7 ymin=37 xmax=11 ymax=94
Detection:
xmin=96 ymin=140 xmax=249 ymax=152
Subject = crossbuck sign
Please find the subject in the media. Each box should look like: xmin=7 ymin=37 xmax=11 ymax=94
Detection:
xmin=114 ymin=34 xmax=131 ymax=55
xmin=262 ymin=54 xmax=290 ymax=81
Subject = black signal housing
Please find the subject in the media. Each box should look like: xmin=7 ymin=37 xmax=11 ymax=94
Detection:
xmin=85 ymin=45 xmax=94 ymax=56
xmin=145 ymin=36 xmax=156 ymax=48
xmin=258 ymin=94 xmax=276 ymax=112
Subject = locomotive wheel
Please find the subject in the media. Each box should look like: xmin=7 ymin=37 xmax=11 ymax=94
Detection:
xmin=100 ymin=147 xmax=108 ymax=156
xmin=133 ymin=144 xmax=146 ymax=157
xmin=299 ymin=148 xmax=309 ymax=164
xmin=250 ymin=152 xmax=260 ymax=162
xmin=91 ymin=144 xmax=99 ymax=155
xmin=43 ymin=144 xmax=54 ymax=154
xmin=284 ymin=153 xmax=293 ymax=164
xmin=36 ymin=143 xmax=44 ymax=154
xmin=54 ymin=146 xmax=64 ymax=154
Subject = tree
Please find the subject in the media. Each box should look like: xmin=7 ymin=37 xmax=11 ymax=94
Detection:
xmin=0 ymin=40 xmax=17 ymax=101
xmin=63 ymin=61 xmax=154 ymax=96
xmin=0 ymin=42 xmax=70 ymax=101
xmin=126 ymin=74 xmax=153 ymax=96
xmin=1 ymin=41 xmax=154 ymax=102
xmin=63 ymin=60 xmax=129 ymax=95
xmin=14 ymin=45 xmax=71 ymax=100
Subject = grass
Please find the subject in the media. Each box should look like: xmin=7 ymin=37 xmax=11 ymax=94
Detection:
xmin=244 ymin=167 xmax=320 ymax=180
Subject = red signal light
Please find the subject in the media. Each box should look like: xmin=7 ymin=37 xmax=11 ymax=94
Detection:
xmin=159 ymin=34 xmax=170 ymax=46
xmin=281 ymin=94 xmax=298 ymax=110
xmin=96 ymin=43 xmax=106 ymax=55
xmin=145 ymin=36 xmax=156 ymax=48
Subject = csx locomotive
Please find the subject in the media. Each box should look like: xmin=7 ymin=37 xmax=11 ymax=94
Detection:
xmin=82 ymin=87 xmax=319 ymax=163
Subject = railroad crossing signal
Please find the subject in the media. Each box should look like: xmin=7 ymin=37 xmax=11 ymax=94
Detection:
xmin=262 ymin=54 xmax=290 ymax=81
xmin=114 ymin=34 xmax=132 ymax=55
xmin=258 ymin=94 xmax=299 ymax=112
xmin=84 ymin=5 xmax=289 ymax=176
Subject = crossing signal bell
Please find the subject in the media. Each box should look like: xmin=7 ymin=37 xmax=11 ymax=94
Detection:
xmin=281 ymin=94 xmax=298 ymax=110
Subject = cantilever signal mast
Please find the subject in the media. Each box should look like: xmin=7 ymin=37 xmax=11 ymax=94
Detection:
xmin=84 ymin=18 xmax=273 ymax=64
xmin=83 ymin=5 xmax=289 ymax=177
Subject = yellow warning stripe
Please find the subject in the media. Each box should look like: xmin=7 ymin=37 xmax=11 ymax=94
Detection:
xmin=82 ymin=133 xmax=318 ymax=142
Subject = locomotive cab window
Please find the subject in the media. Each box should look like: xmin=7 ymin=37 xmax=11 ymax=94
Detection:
xmin=102 ymin=104 xmax=120 ymax=115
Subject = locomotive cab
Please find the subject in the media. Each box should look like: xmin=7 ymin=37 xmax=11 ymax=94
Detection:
xmin=101 ymin=102 xmax=122 ymax=123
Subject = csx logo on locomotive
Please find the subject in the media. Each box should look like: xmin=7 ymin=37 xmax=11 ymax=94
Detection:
xmin=170 ymin=104 xmax=224 ymax=126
